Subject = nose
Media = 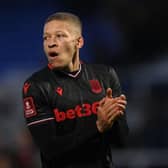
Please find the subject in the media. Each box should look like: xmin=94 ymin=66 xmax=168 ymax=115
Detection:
xmin=48 ymin=37 xmax=58 ymax=48
xmin=48 ymin=43 xmax=57 ymax=48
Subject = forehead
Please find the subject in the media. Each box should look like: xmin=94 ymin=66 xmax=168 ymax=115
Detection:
xmin=43 ymin=20 xmax=76 ymax=34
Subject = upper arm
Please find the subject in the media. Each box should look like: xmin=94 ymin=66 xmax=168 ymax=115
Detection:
xmin=22 ymin=80 xmax=55 ymax=126
xmin=108 ymin=66 xmax=122 ymax=97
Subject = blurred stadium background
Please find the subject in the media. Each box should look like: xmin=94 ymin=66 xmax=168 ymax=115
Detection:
xmin=0 ymin=0 xmax=168 ymax=167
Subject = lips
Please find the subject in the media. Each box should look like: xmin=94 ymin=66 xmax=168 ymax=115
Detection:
xmin=48 ymin=52 xmax=59 ymax=57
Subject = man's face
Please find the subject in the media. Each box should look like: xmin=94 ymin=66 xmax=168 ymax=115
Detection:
xmin=43 ymin=20 xmax=82 ymax=70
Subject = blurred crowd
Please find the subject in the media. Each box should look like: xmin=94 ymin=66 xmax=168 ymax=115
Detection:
xmin=0 ymin=0 xmax=168 ymax=167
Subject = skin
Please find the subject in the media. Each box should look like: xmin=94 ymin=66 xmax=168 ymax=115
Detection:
xmin=43 ymin=20 xmax=84 ymax=72
xmin=96 ymin=88 xmax=127 ymax=133
xmin=43 ymin=19 xmax=127 ymax=133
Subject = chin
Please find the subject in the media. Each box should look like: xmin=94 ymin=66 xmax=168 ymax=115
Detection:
xmin=49 ymin=62 xmax=67 ymax=70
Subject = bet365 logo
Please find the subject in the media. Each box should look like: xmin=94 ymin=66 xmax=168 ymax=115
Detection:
xmin=53 ymin=101 xmax=99 ymax=122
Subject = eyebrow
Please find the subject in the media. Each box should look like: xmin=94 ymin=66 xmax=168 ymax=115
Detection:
xmin=43 ymin=31 xmax=66 ymax=35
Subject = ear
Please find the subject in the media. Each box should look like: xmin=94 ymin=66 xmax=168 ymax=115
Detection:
xmin=76 ymin=36 xmax=84 ymax=49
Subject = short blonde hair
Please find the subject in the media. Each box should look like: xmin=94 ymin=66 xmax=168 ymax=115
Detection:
xmin=45 ymin=12 xmax=82 ymax=35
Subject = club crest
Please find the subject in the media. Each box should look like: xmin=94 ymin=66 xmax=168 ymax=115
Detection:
xmin=89 ymin=80 xmax=102 ymax=94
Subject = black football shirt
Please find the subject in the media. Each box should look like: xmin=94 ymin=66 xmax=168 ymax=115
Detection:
xmin=22 ymin=63 xmax=129 ymax=168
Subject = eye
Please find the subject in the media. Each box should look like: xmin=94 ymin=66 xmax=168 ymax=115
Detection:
xmin=56 ymin=34 xmax=64 ymax=38
xmin=43 ymin=34 xmax=52 ymax=41
xmin=43 ymin=36 xmax=49 ymax=41
xmin=56 ymin=33 xmax=68 ymax=39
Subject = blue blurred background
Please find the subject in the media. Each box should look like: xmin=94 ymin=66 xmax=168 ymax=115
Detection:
xmin=0 ymin=0 xmax=168 ymax=167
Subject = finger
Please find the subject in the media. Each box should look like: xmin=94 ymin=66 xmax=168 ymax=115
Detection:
xmin=99 ymin=98 xmax=105 ymax=106
xmin=120 ymin=94 xmax=126 ymax=100
xmin=117 ymin=103 xmax=126 ymax=111
xmin=102 ymin=99 xmax=118 ymax=114
xmin=117 ymin=99 xmax=127 ymax=106
xmin=106 ymin=106 xmax=120 ymax=118
xmin=108 ymin=110 xmax=123 ymax=124
xmin=106 ymin=88 xmax=112 ymax=98
xmin=116 ymin=99 xmax=127 ymax=111
xmin=103 ymin=100 xmax=123 ymax=118
xmin=106 ymin=102 xmax=125 ymax=118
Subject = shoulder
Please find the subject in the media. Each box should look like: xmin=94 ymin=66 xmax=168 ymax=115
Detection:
xmin=83 ymin=63 xmax=116 ymax=75
xmin=23 ymin=66 xmax=50 ymax=85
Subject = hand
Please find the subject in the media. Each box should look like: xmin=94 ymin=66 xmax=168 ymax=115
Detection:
xmin=96 ymin=88 xmax=127 ymax=133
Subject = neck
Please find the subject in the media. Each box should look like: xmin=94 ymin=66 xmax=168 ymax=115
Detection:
xmin=67 ymin=52 xmax=80 ymax=72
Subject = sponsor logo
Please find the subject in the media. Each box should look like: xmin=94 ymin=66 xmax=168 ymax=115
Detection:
xmin=53 ymin=101 xmax=99 ymax=122
xmin=23 ymin=97 xmax=37 ymax=118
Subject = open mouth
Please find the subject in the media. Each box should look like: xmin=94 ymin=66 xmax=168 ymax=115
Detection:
xmin=48 ymin=52 xmax=59 ymax=57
